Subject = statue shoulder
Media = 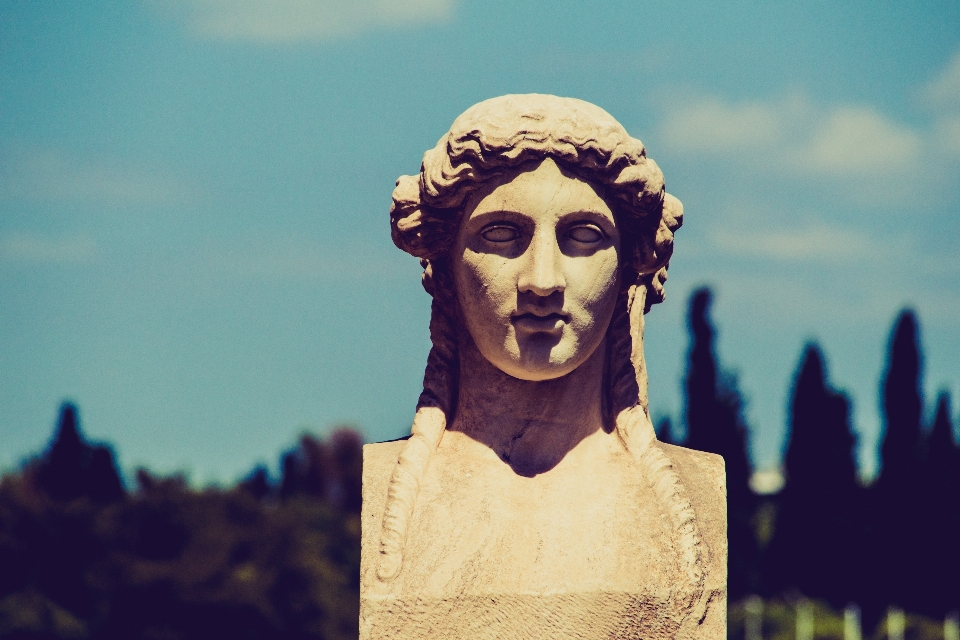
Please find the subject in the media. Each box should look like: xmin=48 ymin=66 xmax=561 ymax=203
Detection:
xmin=656 ymin=442 xmax=728 ymax=638
xmin=362 ymin=438 xmax=408 ymax=498
xmin=658 ymin=443 xmax=725 ymax=487
xmin=360 ymin=439 xmax=409 ymax=585
xmin=364 ymin=438 xmax=408 ymax=465
xmin=655 ymin=442 xmax=726 ymax=519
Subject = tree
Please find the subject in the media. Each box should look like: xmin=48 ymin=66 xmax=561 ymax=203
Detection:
xmin=239 ymin=465 xmax=271 ymax=500
xmin=878 ymin=311 xmax=924 ymax=491
xmin=683 ymin=287 xmax=757 ymax=599
xmin=919 ymin=392 xmax=960 ymax=616
xmin=1 ymin=412 xmax=363 ymax=640
xmin=763 ymin=344 xmax=861 ymax=606
xmin=279 ymin=428 xmax=363 ymax=513
xmin=866 ymin=310 xmax=927 ymax=617
xmin=33 ymin=402 xmax=125 ymax=504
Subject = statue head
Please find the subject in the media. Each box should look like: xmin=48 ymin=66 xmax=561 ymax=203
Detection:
xmin=377 ymin=94 xmax=693 ymax=585
xmin=391 ymin=94 xmax=682 ymax=390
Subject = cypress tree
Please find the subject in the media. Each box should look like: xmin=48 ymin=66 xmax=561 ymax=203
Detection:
xmin=868 ymin=310 xmax=927 ymax=616
xmin=921 ymin=392 xmax=960 ymax=616
xmin=879 ymin=311 xmax=924 ymax=490
xmin=763 ymin=344 xmax=860 ymax=606
xmin=683 ymin=287 xmax=757 ymax=599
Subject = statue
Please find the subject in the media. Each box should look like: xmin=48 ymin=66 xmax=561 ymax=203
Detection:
xmin=360 ymin=94 xmax=727 ymax=639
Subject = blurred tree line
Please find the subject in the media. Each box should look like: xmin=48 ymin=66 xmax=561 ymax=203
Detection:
xmin=673 ymin=288 xmax=960 ymax=632
xmin=2 ymin=286 xmax=957 ymax=639
xmin=0 ymin=407 xmax=363 ymax=640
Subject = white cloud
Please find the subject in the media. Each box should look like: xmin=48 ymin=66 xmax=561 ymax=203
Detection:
xmin=934 ymin=115 xmax=960 ymax=155
xmin=661 ymin=49 xmax=960 ymax=188
xmin=661 ymin=94 xmax=922 ymax=179
xmin=801 ymin=106 xmax=922 ymax=176
xmin=0 ymin=232 xmax=100 ymax=265
xmin=148 ymin=0 xmax=454 ymax=42
xmin=1 ymin=147 xmax=189 ymax=206
xmin=711 ymin=223 xmax=885 ymax=263
xmin=920 ymin=48 xmax=960 ymax=112
xmin=660 ymin=97 xmax=784 ymax=153
xmin=658 ymin=96 xmax=936 ymax=209
xmin=919 ymin=49 xmax=960 ymax=156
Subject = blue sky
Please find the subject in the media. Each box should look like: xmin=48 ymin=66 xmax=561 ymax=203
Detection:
xmin=1 ymin=0 xmax=958 ymax=485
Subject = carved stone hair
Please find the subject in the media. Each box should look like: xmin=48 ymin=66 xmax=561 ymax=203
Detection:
xmin=379 ymin=95 xmax=707 ymax=634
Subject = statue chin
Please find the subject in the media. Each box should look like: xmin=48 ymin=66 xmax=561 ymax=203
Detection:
xmin=474 ymin=326 xmax=600 ymax=383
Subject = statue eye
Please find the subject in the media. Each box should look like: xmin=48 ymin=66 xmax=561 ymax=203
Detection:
xmin=481 ymin=225 xmax=520 ymax=243
xmin=567 ymin=225 xmax=604 ymax=243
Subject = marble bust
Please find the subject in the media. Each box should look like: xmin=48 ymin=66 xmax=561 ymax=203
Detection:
xmin=360 ymin=94 xmax=727 ymax=639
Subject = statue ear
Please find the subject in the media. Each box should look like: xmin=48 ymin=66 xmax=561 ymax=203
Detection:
xmin=420 ymin=259 xmax=435 ymax=296
xmin=662 ymin=193 xmax=683 ymax=232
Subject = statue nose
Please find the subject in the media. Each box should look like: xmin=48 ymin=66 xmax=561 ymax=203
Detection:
xmin=518 ymin=229 xmax=566 ymax=296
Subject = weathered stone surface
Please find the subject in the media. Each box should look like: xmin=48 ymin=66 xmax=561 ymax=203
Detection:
xmin=361 ymin=439 xmax=726 ymax=638
xmin=361 ymin=94 xmax=727 ymax=639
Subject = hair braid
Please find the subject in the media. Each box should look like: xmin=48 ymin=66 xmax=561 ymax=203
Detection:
xmin=376 ymin=262 xmax=459 ymax=582
xmin=609 ymin=283 xmax=709 ymax=634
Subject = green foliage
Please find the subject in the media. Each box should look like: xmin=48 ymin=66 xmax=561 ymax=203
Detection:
xmin=0 ymin=468 xmax=360 ymax=640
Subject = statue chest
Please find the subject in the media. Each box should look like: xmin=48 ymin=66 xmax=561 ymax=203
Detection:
xmin=400 ymin=444 xmax=675 ymax=596
xmin=359 ymin=438 xmax=700 ymax=639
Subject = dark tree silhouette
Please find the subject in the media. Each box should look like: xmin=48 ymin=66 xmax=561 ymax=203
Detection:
xmin=927 ymin=392 xmax=958 ymax=477
xmin=866 ymin=310 xmax=927 ymax=617
xmin=763 ymin=344 xmax=861 ymax=606
xmin=1 ymin=413 xmax=363 ymax=640
xmin=655 ymin=416 xmax=675 ymax=446
xmin=879 ymin=311 xmax=924 ymax=490
xmin=34 ymin=402 xmax=125 ymax=504
xmin=239 ymin=465 xmax=271 ymax=500
xmin=326 ymin=429 xmax=363 ymax=514
xmin=919 ymin=392 xmax=960 ymax=616
xmin=88 ymin=445 xmax=125 ymax=503
xmin=35 ymin=403 xmax=87 ymax=501
xmin=279 ymin=428 xmax=363 ymax=513
xmin=280 ymin=434 xmax=328 ymax=501
xmin=683 ymin=287 xmax=757 ymax=599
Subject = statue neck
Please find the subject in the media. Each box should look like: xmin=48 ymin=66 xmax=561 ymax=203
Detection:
xmin=449 ymin=336 xmax=608 ymax=477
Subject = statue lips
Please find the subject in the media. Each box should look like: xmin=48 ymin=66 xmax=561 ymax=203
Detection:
xmin=511 ymin=311 xmax=569 ymax=334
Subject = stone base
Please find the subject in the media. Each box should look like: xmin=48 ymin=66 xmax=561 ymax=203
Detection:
xmin=361 ymin=590 xmax=724 ymax=639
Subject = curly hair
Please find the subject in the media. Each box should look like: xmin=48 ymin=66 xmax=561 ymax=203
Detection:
xmin=377 ymin=95 xmax=708 ymax=635
xmin=390 ymin=93 xmax=683 ymax=306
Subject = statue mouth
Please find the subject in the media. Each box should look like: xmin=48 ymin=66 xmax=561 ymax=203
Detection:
xmin=511 ymin=312 xmax=569 ymax=333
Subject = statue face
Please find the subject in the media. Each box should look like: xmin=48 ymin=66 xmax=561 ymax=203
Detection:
xmin=453 ymin=158 xmax=621 ymax=382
